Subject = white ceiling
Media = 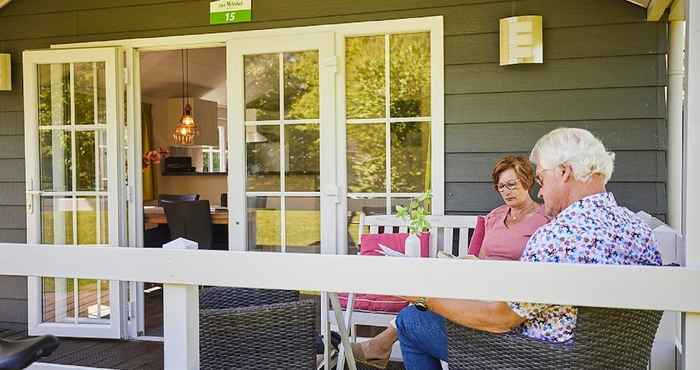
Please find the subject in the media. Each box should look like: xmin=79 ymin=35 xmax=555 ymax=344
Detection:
xmin=140 ymin=47 xmax=227 ymax=105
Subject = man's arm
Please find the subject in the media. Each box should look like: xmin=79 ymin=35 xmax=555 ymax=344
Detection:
xmin=424 ymin=298 xmax=526 ymax=333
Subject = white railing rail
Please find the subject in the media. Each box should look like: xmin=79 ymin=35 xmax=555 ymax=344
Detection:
xmin=2 ymin=242 xmax=700 ymax=369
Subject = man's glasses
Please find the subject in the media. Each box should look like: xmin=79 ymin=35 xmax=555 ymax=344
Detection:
xmin=496 ymin=180 xmax=519 ymax=192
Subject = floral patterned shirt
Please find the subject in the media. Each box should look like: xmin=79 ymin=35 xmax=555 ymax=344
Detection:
xmin=508 ymin=192 xmax=662 ymax=343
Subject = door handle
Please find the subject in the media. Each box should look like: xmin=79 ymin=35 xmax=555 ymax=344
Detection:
xmin=25 ymin=190 xmax=41 ymax=214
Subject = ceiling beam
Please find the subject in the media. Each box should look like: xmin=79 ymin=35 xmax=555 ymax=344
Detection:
xmin=647 ymin=0 xmax=674 ymax=21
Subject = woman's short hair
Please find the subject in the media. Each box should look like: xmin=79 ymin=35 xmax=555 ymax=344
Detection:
xmin=491 ymin=155 xmax=536 ymax=191
xmin=530 ymin=128 xmax=615 ymax=183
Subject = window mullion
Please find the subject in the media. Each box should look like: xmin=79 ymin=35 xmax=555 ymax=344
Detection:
xmin=279 ymin=53 xmax=287 ymax=253
xmin=384 ymin=34 xmax=392 ymax=214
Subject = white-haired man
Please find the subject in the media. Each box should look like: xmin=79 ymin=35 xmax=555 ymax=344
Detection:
xmin=389 ymin=128 xmax=662 ymax=370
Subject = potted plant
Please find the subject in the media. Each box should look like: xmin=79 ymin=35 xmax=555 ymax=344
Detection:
xmin=395 ymin=192 xmax=432 ymax=257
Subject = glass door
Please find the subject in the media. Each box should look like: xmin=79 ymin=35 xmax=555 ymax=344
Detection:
xmin=228 ymin=33 xmax=337 ymax=254
xmin=23 ymin=48 xmax=123 ymax=338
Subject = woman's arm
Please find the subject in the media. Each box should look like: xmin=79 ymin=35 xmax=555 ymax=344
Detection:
xmin=407 ymin=297 xmax=526 ymax=333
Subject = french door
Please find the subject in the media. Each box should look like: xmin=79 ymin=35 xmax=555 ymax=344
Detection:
xmin=23 ymin=48 xmax=124 ymax=338
xmin=227 ymin=33 xmax=338 ymax=255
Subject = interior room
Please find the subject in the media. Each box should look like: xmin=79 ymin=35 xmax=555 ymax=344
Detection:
xmin=139 ymin=46 xmax=227 ymax=336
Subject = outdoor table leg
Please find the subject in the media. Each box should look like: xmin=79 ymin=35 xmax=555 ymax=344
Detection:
xmin=328 ymin=292 xmax=357 ymax=370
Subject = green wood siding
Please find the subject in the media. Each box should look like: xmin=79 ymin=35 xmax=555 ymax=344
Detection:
xmin=0 ymin=0 xmax=667 ymax=324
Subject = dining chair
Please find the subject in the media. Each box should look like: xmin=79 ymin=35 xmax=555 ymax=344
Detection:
xmin=158 ymin=193 xmax=199 ymax=206
xmin=163 ymin=199 xmax=213 ymax=250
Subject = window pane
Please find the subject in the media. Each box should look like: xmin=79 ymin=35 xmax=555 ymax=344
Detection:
xmin=40 ymin=130 xmax=72 ymax=191
xmin=76 ymin=197 xmax=100 ymax=245
xmin=76 ymin=131 xmax=96 ymax=191
xmin=74 ymin=63 xmax=97 ymax=125
xmin=285 ymin=197 xmax=320 ymax=254
xmin=347 ymin=197 xmax=387 ymax=255
xmin=391 ymin=122 xmax=430 ymax=193
xmin=346 ymin=36 xmax=385 ymax=119
xmin=42 ymin=277 xmax=75 ymax=323
xmin=285 ymin=125 xmax=320 ymax=192
xmin=96 ymin=62 xmax=106 ymax=124
xmin=245 ymin=54 xmax=280 ymax=121
xmin=99 ymin=280 xmax=110 ymax=319
xmin=390 ymin=33 xmax=431 ymax=117
xmin=97 ymin=130 xmax=108 ymax=191
xmin=77 ymin=279 xmax=100 ymax=319
xmin=284 ymin=51 xmax=319 ymax=119
xmin=247 ymin=196 xmax=281 ymax=252
xmin=246 ymin=125 xmax=280 ymax=191
xmin=41 ymin=196 xmax=74 ymax=245
xmin=38 ymin=64 xmax=71 ymax=126
xmin=347 ymin=124 xmax=385 ymax=193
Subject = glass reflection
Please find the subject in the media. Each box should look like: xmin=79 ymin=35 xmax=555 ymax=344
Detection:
xmin=41 ymin=196 xmax=74 ymax=245
xmin=346 ymin=36 xmax=385 ymax=119
xmin=40 ymin=130 xmax=72 ymax=192
xmin=284 ymin=51 xmax=319 ymax=119
xmin=285 ymin=197 xmax=320 ymax=254
xmin=246 ymin=125 xmax=280 ymax=191
xmin=247 ymin=196 xmax=281 ymax=252
xmin=285 ymin=125 xmax=320 ymax=192
xmin=391 ymin=122 xmax=431 ymax=193
xmin=38 ymin=64 xmax=71 ymax=126
xmin=245 ymin=54 xmax=280 ymax=121
xmin=390 ymin=33 xmax=431 ymax=117
xmin=347 ymin=124 xmax=385 ymax=193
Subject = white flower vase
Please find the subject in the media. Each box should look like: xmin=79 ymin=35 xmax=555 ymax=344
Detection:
xmin=404 ymin=233 xmax=421 ymax=257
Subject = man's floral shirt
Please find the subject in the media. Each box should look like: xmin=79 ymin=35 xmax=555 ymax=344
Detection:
xmin=508 ymin=192 xmax=662 ymax=343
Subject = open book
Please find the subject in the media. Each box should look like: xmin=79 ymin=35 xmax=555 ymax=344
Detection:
xmin=377 ymin=244 xmax=407 ymax=257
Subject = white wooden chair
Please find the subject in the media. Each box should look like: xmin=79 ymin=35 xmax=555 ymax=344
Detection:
xmin=329 ymin=213 xmax=479 ymax=366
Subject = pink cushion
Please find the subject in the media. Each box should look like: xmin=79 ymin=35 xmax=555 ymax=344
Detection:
xmin=338 ymin=293 xmax=408 ymax=313
xmin=340 ymin=232 xmax=430 ymax=313
xmin=467 ymin=216 xmax=486 ymax=256
xmin=359 ymin=232 xmax=431 ymax=257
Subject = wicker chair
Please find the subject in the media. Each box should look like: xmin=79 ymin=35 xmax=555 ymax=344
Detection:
xmin=447 ymin=307 xmax=662 ymax=370
xmin=199 ymin=287 xmax=318 ymax=370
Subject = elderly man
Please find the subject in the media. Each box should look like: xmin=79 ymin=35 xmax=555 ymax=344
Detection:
xmin=377 ymin=128 xmax=662 ymax=370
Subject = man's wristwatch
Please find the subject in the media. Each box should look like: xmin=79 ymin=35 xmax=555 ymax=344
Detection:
xmin=414 ymin=297 xmax=429 ymax=311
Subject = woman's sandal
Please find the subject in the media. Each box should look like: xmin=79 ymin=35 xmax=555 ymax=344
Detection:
xmin=350 ymin=342 xmax=390 ymax=369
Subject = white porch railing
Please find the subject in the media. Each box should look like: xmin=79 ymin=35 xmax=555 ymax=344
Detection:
xmin=1 ymin=242 xmax=700 ymax=369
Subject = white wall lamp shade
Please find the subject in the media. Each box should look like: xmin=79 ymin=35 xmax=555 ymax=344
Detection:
xmin=499 ymin=15 xmax=543 ymax=66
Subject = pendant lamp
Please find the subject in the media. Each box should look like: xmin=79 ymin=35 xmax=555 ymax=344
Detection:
xmin=173 ymin=49 xmax=199 ymax=144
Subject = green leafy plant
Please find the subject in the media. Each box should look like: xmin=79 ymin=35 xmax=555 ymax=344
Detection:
xmin=395 ymin=192 xmax=432 ymax=234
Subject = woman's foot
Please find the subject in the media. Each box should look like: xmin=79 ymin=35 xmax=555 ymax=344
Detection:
xmin=350 ymin=340 xmax=392 ymax=369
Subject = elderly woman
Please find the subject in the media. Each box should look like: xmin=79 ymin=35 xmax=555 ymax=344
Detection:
xmin=351 ymin=155 xmax=549 ymax=369
xmin=383 ymin=128 xmax=662 ymax=370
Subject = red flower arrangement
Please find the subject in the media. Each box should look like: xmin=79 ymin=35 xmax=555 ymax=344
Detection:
xmin=143 ymin=147 xmax=169 ymax=169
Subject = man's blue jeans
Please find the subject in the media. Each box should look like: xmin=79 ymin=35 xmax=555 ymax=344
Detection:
xmin=395 ymin=305 xmax=448 ymax=370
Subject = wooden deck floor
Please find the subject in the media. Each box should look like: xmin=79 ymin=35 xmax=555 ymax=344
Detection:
xmin=0 ymin=325 xmax=164 ymax=369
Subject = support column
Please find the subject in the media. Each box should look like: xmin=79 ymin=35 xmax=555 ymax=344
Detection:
xmin=669 ymin=20 xmax=686 ymax=232
xmin=163 ymin=238 xmax=199 ymax=370
xmin=683 ymin=0 xmax=700 ymax=368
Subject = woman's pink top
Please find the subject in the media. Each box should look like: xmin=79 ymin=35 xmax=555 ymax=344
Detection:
xmin=480 ymin=204 xmax=550 ymax=261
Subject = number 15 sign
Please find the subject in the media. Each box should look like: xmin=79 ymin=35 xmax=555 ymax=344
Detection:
xmin=210 ymin=0 xmax=252 ymax=25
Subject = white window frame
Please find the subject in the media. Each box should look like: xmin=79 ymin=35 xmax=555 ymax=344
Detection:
xmin=22 ymin=48 xmax=124 ymax=339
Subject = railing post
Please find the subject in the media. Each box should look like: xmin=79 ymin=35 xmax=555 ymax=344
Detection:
xmin=163 ymin=238 xmax=200 ymax=370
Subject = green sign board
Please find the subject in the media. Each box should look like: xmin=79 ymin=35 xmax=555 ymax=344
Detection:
xmin=210 ymin=0 xmax=251 ymax=25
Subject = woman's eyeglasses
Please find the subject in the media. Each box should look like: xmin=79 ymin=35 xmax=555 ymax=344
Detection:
xmin=496 ymin=180 xmax=519 ymax=192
